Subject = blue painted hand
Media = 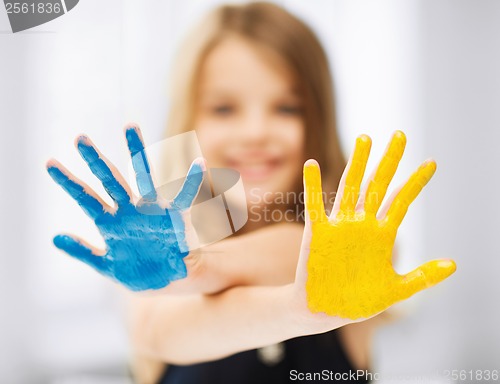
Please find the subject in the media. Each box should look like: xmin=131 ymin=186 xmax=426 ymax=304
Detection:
xmin=47 ymin=126 xmax=205 ymax=291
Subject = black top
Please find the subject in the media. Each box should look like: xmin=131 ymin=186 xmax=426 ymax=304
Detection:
xmin=158 ymin=329 xmax=370 ymax=384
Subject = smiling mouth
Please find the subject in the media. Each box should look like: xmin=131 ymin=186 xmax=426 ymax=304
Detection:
xmin=227 ymin=158 xmax=283 ymax=182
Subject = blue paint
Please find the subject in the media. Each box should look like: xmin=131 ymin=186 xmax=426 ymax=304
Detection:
xmin=172 ymin=162 xmax=204 ymax=210
xmin=53 ymin=234 xmax=112 ymax=276
xmin=47 ymin=127 xmax=205 ymax=291
xmin=77 ymin=136 xmax=131 ymax=206
xmin=47 ymin=165 xmax=105 ymax=219
xmin=126 ymin=127 xmax=157 ymax=202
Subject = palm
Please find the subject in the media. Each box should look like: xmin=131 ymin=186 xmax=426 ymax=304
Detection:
xmin=300 ymin=131 xmax=456 ymax=320
xmin=47 ymin=126 xmax=204 ymax=291
xmin=95 ymin=204 xmax=190 ymax=290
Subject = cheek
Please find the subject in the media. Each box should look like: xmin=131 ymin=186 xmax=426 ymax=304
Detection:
xmin=278 ymin=121 xmax=305 ymax=166
xmin=195 ymin=120 xmax=229 ymax=165
xmin=267 ymin=121 xmax=305 ymax=195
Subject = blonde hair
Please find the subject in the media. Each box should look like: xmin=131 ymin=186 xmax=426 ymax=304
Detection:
xmin=165 ymin=1 xmax=345 ymax=214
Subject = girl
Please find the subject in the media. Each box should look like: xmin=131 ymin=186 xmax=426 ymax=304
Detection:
xmin=47 ymin=2 xmax=455 ymax=383
xmin=124 ymin=3 xmax=453 ymax=382
xmin=130 ymin=4 xmax=371 ymax=381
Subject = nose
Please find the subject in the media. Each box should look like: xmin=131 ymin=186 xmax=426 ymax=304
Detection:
xmin=239 ymin=107 xmax=269 ymax=146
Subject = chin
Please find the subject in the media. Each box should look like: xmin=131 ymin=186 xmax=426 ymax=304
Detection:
xmin=243 ymin=183 xmax=287 ymax=206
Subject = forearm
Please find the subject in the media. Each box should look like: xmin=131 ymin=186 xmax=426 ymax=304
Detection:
xmin=153 ymin=249 xmax=233 ymax=295
xmin=160 ymin=222 xmax=303 ymax=295
xmin=221 ymin=222 xmax=303 ymax=287
xmin=127 ymin=284 xmax=314 ymax=365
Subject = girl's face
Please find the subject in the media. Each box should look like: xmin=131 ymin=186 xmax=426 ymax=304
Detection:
xmin=194 ymin=37 xmax=305 ymax=208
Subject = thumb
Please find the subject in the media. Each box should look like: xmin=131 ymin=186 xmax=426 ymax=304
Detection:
xmin=53 ymin=234 xmax=112 ymax=277
xmin=399 ymin=259 xmax=457 ymax=299
xmin=303 ymin=159 xmax=327 ymax=223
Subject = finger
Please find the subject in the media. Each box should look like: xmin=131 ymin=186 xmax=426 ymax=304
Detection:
xmin=332 ymin=135 xmax=371 ymax=219
xmin=46 ymin=159 xmax=108 ymax=220
xmin=125 ymin=126 xmax=157 ymax=202
xmin=303 ymin=159 xmax=327 ymax=223
xmin=384 ymin=159 xmax=436 ymax=228
xmin=53 ymin=234 xmax=111 ymax=277
xmin=375 ymin=184 xmax=402 ymax=220
xmin=76 ymin=135 xmax=132 ymax=206
xmin=354 ymin=164 xmax=377 ymax=212
xmin=399 ymin=259 xmax=456 ymax=299
xmin=364 ymin=131 xmax=406 ymax=215
xmin=171 ymin=158 xmax=206 ymax=210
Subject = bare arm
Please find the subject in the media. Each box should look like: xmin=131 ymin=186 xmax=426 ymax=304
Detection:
xmin=126 ymin=284 xmax=333 ymax=365
xmin=163 ymin=222 xmax=303 ymax=294
xmin=128 ymin=132 xmax=457 ymax=367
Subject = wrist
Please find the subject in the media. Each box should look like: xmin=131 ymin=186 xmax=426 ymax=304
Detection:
xmin=197 ymin=246 xmax=228 ymax=293
xmin=283 ymin=283 xmax=352 ymax=336
xmin=199 ymin=240 xmax=245 ymax=291
xmin=159 ymin=250 xmax=206 ymax=294
xmin=183 ymin=249 xmax=205 ymax=282
xmin=279 ymin=284 xmax=324 ymax=337
xmin=184 ymin=246 xmax=236 ymax=294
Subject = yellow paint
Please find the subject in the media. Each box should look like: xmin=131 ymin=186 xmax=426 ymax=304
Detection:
xmin=304 ymin=131 xmax=456 ymax=320
xmin=339 ymin=135 xmax=371 ymax=216
xmin=364 ymin=130 xmax=406 ymax=216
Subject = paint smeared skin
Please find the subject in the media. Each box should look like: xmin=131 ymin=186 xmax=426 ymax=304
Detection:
xmin=126 ymin=128 xmax=158 ymax=203
xmin=47 ymin=126 xmax=205 ymax=291
xmin=303 ymin=131 xmax=456 ymax=319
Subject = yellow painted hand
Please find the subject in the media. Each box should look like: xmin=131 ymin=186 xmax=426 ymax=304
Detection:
xmin=302 ymin=131 xmax=456 ymax=320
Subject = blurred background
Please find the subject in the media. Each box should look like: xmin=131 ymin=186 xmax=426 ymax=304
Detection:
xmin=1 ymin=0 xmax=499 ymax=383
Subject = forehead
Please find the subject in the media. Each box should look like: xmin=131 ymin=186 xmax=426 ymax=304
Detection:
xmin=198 ymin=36 xmax=297 ymax=96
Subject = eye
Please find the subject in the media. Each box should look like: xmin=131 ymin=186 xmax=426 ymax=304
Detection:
xmin=211 ymin=105 xmax=235 ymax=116
xmin=276 ymin=104 xmax=303 ymax=116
